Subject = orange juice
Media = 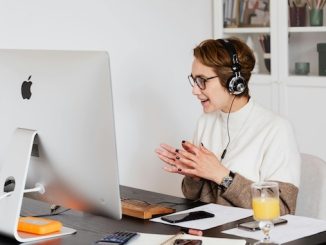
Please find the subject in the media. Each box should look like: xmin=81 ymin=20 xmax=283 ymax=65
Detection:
xmin=252 ymin=197 xmax=280 ymax=221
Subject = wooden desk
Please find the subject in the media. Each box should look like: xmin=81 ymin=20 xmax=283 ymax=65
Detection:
xmin=1 ymin=186 xmax=326 ymax=245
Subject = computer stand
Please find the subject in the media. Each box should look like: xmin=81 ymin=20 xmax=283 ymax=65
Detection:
xmin=0 ymin=128 xmax=76 ymax=243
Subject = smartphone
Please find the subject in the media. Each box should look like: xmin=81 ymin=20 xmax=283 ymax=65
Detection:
xmin=173 ymin=239 xmax=202 ymax=245
xmin=238 ymin=218 xmax=288 ymax=231
xmin=161 ymin=211 xmax=214 ymax=223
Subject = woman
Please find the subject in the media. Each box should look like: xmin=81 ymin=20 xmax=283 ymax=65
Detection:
xmin=155 ymin=37 xmax=300 ymax=215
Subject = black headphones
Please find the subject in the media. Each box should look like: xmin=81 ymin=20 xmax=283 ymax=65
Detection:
xmin=217 ymin=39 xmax=246 ymax=95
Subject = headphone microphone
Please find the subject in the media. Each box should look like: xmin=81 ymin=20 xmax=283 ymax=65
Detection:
xmin=217 ymin=39 xmax=246 ymax=95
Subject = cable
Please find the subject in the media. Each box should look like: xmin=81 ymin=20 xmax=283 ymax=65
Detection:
xmin=121 ymin=197 xmax=193 ymax=208
xmin=154 ymin=200 xmax=195 ymax=207
xmin=184 ymin=95 xmax=238 ymax=203
xmin=221 ymin=95 xmax=236 ymax=161
xmin=1 ymin=183 xmax=69 ymax=218
xmin=21 ymin=207 xmax=71 ymax=218
xmin=50 ymin=204 xmax=61 ymax=214
xmin=0 ymin=192 xmax=12 ymax=200
xmin=23 ymin=183 xmax=45 ymax=194
xmin=0 ymin=183 xmax=45 ymax=200
xmin=1 ymin=183 xmax=70 ymax=217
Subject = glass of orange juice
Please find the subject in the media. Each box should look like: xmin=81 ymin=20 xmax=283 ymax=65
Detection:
xmin=251 ymin=182 xmax=280 ymax=244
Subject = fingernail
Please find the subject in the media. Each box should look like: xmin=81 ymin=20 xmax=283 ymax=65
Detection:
xmin=175 ymin=149 xmax=179 ymax=153
xmin=176 ymin=156 xmax=180 ymax=160
xmin=182 ymin=140 xmax=186 ymax=144
xmin=201 ymin=142 xmax=204 ymax=146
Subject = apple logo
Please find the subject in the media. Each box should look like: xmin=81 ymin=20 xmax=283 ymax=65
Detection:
xmin=21 ymin=75 xmax=33 ymax=100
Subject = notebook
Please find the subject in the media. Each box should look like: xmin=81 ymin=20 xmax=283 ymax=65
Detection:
xmin=129 ymin=232 xmax=246 ymax=245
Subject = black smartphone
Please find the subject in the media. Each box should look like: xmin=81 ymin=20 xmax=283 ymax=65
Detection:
xmin=161 ymin=211 xmax=214 ymax=223
xmin=238 ymin=218 xmax=288 ymax=231
xmin=173 ymin=239 xmax=202 ymax=245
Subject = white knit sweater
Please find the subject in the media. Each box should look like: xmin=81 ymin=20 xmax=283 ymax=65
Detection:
xmin=192 ymin=99 xmax=301 ymax=187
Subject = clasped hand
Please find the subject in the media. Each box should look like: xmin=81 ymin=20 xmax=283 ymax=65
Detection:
xmin=155 ymin=141 xmax=229 ymax=184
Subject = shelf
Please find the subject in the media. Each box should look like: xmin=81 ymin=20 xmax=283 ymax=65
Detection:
xmin=289 ymin=26 xmax=326 ymax=33
xmin=286 ymin=76 xmax=326 ymax=87
xmin=215 ymin=0 xmax=326 ymax=88
xmin=223 ymin=27 xmax=270 ymax=34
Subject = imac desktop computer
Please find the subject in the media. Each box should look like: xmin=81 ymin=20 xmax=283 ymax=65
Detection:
xmin=0 ymin=49 xmax=121 ymax=242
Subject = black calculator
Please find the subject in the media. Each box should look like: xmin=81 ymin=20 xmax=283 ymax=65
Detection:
xmin=95 ymin=231 xmax=138 ymax=244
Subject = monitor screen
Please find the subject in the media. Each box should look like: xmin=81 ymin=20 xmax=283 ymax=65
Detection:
xmin=0 ymin=49 xmax=121 ymax=220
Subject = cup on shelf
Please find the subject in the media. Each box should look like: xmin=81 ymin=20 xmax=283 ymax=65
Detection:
xmin=310 ymin=9 xmax=323 ymax=26
xmin=295 ymin=62 xmax=310 ymax=75
xmin=263 ymin=53 xmax=271 ymax=73
xmin=289 ymin=6 xmax=307 ymax=27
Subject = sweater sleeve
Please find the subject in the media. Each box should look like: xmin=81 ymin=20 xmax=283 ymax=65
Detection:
xmin=260 ymin=119 xmax=301 ymax=187
xmin=181 ymin=176 xmax=205 ymax=200
xmin=182 ymin=176 xmax=220 ymax=203
xmin=222 ymin=173 xmax=299 ymax=215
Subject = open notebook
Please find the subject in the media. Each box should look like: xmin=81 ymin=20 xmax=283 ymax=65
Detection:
xmin=129 ymin=232 xmax=246 ymax=245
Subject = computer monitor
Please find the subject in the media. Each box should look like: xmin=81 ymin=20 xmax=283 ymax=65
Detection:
xmin=0 ymin=49 xmax=121 ymax=242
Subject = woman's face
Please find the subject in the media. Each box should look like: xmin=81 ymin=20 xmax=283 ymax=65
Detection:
xmin=191 ymin=58 xmax=232 ymax=113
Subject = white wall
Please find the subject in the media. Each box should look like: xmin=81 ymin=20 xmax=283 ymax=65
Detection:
xmin=0 ymin=0 xmax=213 ymax=197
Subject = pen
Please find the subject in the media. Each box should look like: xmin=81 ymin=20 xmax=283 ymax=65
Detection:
xmin=160 ymin=229 xmax=203 ymax=244
xmin=160 ymin=231 xmax=184 ymax=245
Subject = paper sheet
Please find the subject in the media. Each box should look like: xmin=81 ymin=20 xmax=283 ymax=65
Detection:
xmin=223 ymin=214 xmax=326 ymax=244
xmin=151 ymin=203 xmax=252 ymax=230
xmin=129 ymin=232 xmax=246 ymax=245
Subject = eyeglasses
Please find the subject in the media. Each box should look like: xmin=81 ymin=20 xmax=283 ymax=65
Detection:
xmin=188 ymin=75 xmax=219 ymax=90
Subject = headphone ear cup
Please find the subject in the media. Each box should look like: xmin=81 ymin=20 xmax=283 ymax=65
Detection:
xmin=228 ymin=76 xmax=246 ymax=95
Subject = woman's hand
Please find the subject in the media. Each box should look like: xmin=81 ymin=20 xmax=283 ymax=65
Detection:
xmin=179 ymin=141 xmax=230 ymax=184
xmin=156 ymin=141 xmax=230 ymax=184
xmin=155 ymin=143 xmax=200 ymax=180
